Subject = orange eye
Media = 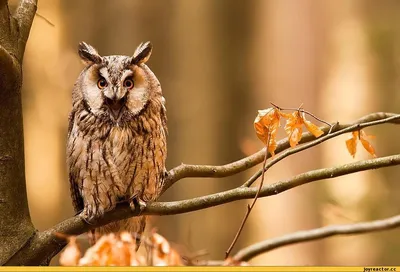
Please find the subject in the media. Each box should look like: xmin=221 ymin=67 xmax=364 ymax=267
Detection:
xmin=97 ymin=78 xmax=108 ymax=89
xmin=123 ymin=78 xmax=134 ymax=89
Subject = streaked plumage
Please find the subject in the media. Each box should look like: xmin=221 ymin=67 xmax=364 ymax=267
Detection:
xmin=67 ymin=41 xmax=167 ymax=246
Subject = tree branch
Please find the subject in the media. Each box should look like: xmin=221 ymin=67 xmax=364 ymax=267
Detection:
xmin=7 ymin=154 xmax=400 ymax=265
xmin=163 ymin=112 xmax=400 ymax=192
xmin=233 ymin=214 xmax=400 ymax=262
xmin=14 ymin=0 xmax=37 ymax=61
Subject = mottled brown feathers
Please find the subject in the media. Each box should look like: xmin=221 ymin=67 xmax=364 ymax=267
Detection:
xmin=67 ymin=41 xmax=167 ymax=248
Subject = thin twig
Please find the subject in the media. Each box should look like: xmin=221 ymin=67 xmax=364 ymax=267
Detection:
xmin=270 ymin=102 xmax=333 ymax=128
xmin=233 ymin=214 xmax=400 ymax=262
xmin=225 ymin=133 xmax=270 ymax=258
xmin=35 ymin=12 xmax=54 ymax=26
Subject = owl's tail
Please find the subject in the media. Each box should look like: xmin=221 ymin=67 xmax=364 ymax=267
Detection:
xmin=88 ymin=216 xmax=147 ymax=250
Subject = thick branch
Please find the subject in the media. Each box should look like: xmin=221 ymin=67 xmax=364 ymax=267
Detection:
xmin=14 ymin=0 xmax=37 ymax=61
xmin=7 ymin=154 xmax=400 ymax=265
xmin=163 ymin=112 xmax=400 ymax=192
xmin=233 ymin=214 xmax=400 ymax=262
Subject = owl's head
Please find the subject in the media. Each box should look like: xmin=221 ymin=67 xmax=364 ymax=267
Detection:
xmin=73 ymin=41 xmax=162 ymax=122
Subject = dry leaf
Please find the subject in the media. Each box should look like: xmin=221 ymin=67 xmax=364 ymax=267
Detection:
xmin=149 ymin=233 xmax=183 ymax=266
xmin=284 ymin=111 xmax=304 ymax=147
xmin=345 ymin=131 xmax=358 ymax=158
xmin=78 ymin=233 xmax=144 ymax=266
xmin=223 ymin=257 xmax=250 ymax=266
xmin=304 ymin=120 xmax=324 ymax=138
xmin=345 ymin=130 xmax=376 ymax=158
xmin=59 ymin=237 xmax=81 ymax=266
xmin=359 ymin=130 xmax=377 ymax=157
xmin=254 ymin=108 xmax=281 ymax=155
xmin=284 ymin=111 xmax=324 ymax=147
xmin=60 ymin=232 xmax=184 ymax=267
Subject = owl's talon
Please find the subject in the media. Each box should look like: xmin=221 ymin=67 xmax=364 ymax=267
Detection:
xmin=129 ymin=198 xmax=147 ymax=215
xmin=138 ymin=199 xmax=147 ymax=211
xmin=80 ymin=204 xmax=105 ymax=225
xmin=79 ymin=212 xmax=96 ymax=225
xmin=163 ymin=168 xmax=169 ymax=177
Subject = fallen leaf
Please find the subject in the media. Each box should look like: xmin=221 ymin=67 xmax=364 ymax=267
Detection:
xmin=149 ymin=232 xmax=183 ymax=266
xmin=223 ymin=257 xmax=250 ymax=266
xmin=59 ymin=237 xmax=81 ymax=266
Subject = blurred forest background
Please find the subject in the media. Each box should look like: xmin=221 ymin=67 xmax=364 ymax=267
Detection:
xmin=9 ymin=0 xmax=400 ymax=265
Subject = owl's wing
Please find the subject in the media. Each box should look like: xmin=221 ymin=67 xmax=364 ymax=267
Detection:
xmin=161 ymin=101 xmax=168 ymax=136
xmin=69 ymin=172 xmax=84 ymax=215
xmin=68 ymin=110 xmax=84 ymax=215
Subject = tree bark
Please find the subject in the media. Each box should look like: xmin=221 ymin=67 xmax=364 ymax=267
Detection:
xmin=0 ymin=0 xmax=37 ymax=265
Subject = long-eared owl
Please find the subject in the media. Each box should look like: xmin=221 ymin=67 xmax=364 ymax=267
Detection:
xmin=67 ymin=41 xmax=167 ymax=245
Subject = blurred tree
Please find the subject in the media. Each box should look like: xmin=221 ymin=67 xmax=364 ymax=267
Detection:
xmin=363 ymin=0 xmax=400 ymax=264
xmin=247 ymin=0 xmax=325 ymax=265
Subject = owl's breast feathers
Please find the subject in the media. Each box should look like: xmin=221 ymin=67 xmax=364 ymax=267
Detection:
xmin=67 ymin=97 xmax=167 ymax=216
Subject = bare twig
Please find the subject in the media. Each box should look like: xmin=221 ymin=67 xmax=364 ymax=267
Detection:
xmin=163 ymin=112 xmax=400 ymax=192
xmin=226 ymin=133 xmax=270 ymax=258
xmin=233 ymin=214 xmax=400 ymax=262
xmin=35 ymin=12 xmax=54 ymax=26
xmin=270 ymin=102 xmax=333 ymax=128
xmin=6 ymin=154 xmax=400 ymax=265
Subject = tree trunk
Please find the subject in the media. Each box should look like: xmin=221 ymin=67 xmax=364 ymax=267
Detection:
xmin=0 ymin=0 xmax=37 ymax=265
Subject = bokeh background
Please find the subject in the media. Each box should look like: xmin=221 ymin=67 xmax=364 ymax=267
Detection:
xmin=11 ymin=0 xmax=400 ymax=265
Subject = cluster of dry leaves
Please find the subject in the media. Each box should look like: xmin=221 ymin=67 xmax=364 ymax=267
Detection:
xmin=60 ymin=232 xmax=182 ymax=266
xmin=254 ymin=107 xmax=376 ymax=157
xmin=59 ymin=231 xmax=248 ymax=266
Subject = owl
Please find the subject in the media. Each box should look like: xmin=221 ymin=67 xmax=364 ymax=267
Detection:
xmin=67 ymin=41 xmax=167 ymax=246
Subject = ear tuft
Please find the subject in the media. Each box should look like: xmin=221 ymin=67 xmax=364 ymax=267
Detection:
xmin=131 ymin=41 xmax=153 ymax=65
xmin=78 ymin=42 xmax=102 ymax=65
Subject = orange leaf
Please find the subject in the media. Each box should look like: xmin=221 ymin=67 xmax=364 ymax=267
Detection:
xmin=284 ymin=111 xmax=304 ymax=147
xmin=345 ymin=139 xmax=357 ymax=158
xmin=149 ymin=233 xmax=183 ymax=266
xmin=223 ymin=257 xmax=250 ymax=266
xmin=359 ymin=130 xmax=377 ymax=157
xmin=279 ymin=111 xmax=292 ymax=119
xmin=345 ymin=130 xmax=377 ymax=158
xmin=289 ymin=127 xmax=302 ymax=147
xmin=59 ymin=237 xmax=81 ymax=266
xmin=304 ymin=120 xmax=324 ymax=138
xmin=284 ymin=111 xmax=324 ymax=147
xmin=254 ymin=108 xmax=281 ymax=154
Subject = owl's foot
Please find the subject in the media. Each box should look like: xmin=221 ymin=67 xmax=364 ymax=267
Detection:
xmin=163 ymin=168 xmax=169 ymax=177
xmin=80 ymin=204 xmax=105 ymax=224
xmin=129 ymin=198 xmax=147 ymax=215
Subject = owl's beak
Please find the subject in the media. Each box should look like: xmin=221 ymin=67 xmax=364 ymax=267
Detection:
xmin=105 ymin=96 xmax=126 ymax=120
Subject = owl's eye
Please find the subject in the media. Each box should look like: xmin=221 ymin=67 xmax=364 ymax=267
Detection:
xmin=97 ymin=78 xmax=108 ymax=89
xmin=123 ymin=78 xmax=134 ymax=89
